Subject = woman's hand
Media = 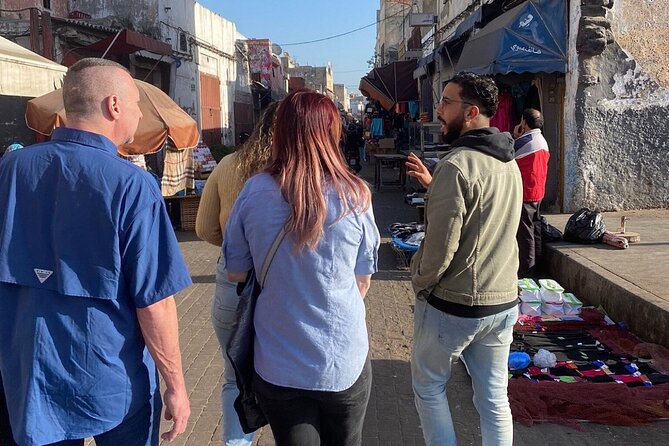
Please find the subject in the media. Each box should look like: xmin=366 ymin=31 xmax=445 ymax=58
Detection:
xmin=405 ymin=153 xmax=432 ymax=188
xmin=356 ymin=275 xmax=372 ymax=298
xmin=227 ymin=271 xmax=249 ymax=283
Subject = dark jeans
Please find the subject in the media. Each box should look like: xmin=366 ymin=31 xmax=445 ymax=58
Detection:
xmin=1 ymin=374 xmax=18 ymax=446
xmin=253 ymin=359 xmax=372 ymax=446
xmin=517 ymin=201 xmax=542 ymax=278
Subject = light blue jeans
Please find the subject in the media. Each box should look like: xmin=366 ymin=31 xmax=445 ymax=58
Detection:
xmin=411 ymin=298 xmax=518 ymax=446
xmin=211 ymin=257 xmax=255 ymax=446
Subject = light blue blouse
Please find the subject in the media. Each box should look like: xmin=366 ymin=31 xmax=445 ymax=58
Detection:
xmin=224 ymin=173 xmax=380 ymax=391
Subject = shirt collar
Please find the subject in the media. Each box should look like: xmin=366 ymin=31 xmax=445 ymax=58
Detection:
xmin=521 ymin=128 xmax=542 ymax=138
xmin=52 ymin=127 xmax=118 ymax=156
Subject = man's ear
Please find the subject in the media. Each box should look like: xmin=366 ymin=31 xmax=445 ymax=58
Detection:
xmin=103 ymin=95 xmax=121 ymax=120
xmin=465 ymin=104 xmax=480 ymax=122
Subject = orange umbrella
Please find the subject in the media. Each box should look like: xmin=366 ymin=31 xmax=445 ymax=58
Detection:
xmin=25 ymin=79 xmax=200 ymax=156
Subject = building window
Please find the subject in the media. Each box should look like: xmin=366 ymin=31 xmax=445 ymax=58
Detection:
xmin=43 ymin=0 xmax=51 ymax=9
xmin=179 ymin=32 xmax=188 ymax=52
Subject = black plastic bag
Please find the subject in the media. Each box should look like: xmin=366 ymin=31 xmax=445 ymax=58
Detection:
xmin=563 ymin=208 xmax=606 ymax=244
xmin=541 ymin=216 xmax=562 ymax=242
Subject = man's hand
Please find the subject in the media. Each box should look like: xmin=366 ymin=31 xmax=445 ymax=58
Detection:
xmin=136 ymin=296 xmax=190 ymax=442
xmin=406 ymin=153 xmax=433 ymax=188
xmin=162 ymin=386 xmax=190 ymax=441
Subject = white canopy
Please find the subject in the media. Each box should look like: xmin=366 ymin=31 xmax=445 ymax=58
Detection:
xmin=0 ymin=36 xmax=67 ymax=97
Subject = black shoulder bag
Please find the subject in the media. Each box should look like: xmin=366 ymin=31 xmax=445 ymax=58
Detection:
xmin=226 ymin=227 xmax=286 ymax=434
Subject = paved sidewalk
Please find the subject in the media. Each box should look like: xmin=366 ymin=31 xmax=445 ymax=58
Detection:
xmin=152 ymin=167 xmax=668 ymax=445
xmin=544 ymin=210 xmax=669 ymax=346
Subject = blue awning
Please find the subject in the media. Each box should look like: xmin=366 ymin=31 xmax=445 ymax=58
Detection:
xmin=455 ymin=0 xmax=567 ymax=75
xmin=452 ymin=8 xmax=482 ymax=41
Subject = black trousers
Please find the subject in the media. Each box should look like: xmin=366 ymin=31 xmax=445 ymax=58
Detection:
xmin=253 ymin=359 xmax=372 ymax=446
xmin=517 ymin=201 xmax=542 ymax=278
xmin=1 ymin=375 xmax=17 ymax=446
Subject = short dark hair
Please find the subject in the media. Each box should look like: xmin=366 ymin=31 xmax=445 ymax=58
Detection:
xmin=522 ymin=108 xmax=543 ymax=129
xmin=448 ymin=73 xmax=498 ymax=117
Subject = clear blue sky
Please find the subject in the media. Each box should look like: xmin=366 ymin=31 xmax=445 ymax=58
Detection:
xmin=197 ymin=1 xmax=379 ymax=94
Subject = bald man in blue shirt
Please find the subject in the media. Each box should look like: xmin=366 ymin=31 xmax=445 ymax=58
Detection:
xmin=0 ymin=58 xmax=192 ymax=446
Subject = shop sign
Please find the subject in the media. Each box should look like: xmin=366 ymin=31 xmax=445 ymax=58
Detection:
xmin=410 ymin=13 xmax=437 ymax=27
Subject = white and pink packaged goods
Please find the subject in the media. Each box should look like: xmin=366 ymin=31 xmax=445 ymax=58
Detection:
xmin=539 ymin=279 xmax=565 ymax=315
xmin=518 ymin=278 xmax=542 ymax=316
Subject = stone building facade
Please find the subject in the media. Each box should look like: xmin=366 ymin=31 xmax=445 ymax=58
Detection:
xmin=566 ymin=0 xmax=669 ymax=210
xmin=334 ymin=83 xmax=350 ymax=112
xmin=285 ymin=64 xmax=334 ymax=99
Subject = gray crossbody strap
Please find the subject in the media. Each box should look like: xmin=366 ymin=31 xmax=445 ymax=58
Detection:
xmin=259 ymin=226 xmax=287 ymax=287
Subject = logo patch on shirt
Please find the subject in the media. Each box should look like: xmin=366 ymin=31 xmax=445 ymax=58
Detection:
xmin=34 ymin=268 xmax=53 ymax=283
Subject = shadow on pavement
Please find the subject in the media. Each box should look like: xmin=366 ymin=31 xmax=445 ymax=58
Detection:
xmin=191 ymin=274 xmax=216 ymax=284
xmin=363 ymin=359 xmax=424 ymax=445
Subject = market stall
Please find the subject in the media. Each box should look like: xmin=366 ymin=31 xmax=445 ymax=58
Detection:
xmin=0 ymin=36 xmax=67 ymax=151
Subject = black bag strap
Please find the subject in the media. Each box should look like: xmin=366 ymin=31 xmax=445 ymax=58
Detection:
xmin=259 ymin=226 xmax=287 ymax=288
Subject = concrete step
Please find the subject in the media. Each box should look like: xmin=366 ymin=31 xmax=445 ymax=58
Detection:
xmin=543 ymin=210 xmax=669 ymax=347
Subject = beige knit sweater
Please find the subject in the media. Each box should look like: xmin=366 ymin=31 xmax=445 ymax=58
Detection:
xmin=195 ymin=152 xmax=245 ymax=247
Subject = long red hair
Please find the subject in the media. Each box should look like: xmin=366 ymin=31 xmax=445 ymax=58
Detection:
xmin=267 ymin=90 xmax=372 ymax=251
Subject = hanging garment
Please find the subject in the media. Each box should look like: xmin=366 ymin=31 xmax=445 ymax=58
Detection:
xmin=512 ymin=82 xmax=531 ymax=115
xmin=408 ymin=101 xmax=420 ymax=119
xmin=161 ymin=147 xmax=195 ymax=196
xmin=490 ymin=91 xmax=513 ymax=133
xmin=371 ymin=118 xmax=384 ymax=137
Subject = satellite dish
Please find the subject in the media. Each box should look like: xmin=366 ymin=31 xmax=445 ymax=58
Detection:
xmin=271 ymin=43 xmax=283 ymax=55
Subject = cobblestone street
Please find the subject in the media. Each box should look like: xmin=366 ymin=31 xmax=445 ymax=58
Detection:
xmin=161 ymin=167 xmax=669 ymax=445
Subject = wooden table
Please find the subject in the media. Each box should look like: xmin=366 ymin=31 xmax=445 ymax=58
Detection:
xmin=373 ymin=153 xmax=407 ymax=190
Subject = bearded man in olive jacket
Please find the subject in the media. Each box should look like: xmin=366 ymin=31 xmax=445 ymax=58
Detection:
xmin=406 ymin=73 xmax=522 ymax=446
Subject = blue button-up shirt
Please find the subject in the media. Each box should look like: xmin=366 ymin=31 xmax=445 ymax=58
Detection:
xmin=0 ymin=128 xmax=192 ymax=446
xmin=224 ymin=173 xmax=380 ymax=392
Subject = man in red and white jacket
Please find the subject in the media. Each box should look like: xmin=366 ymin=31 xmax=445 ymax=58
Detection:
xmin=513 ymin=108 xmax=550 ymax=277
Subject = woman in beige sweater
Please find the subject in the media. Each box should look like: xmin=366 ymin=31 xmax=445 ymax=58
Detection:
xmin=195 ymin=102 xmax=278 ymax=445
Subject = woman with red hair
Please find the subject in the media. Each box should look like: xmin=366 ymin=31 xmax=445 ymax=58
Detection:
xmin=224 ymin=90 xmax=380 ymax=445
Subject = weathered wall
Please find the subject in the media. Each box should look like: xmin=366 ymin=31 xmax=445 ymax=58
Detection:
xmin=286 ymin=65 xmax=334 ymax=98
xmin=334 ymin=84 xmax=350 ymax=112
xmin=376 ymin=0 xmax=405 ymax=65
xmin=67 ymin=0 xmax=159 ymax=36
xmin=2 ymin=0 xmax=68 ymax=19
xmin=611 ymin=0 xmax=669 ymax=88
xmin=566 ymin=0 xmax=669 ymax=211
xmin=159 ymin=1 xmax=198 ymax=124
xmin=193 ymin=3 xmax=237 ymax=145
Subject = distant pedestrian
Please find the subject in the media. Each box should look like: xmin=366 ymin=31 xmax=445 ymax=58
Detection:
xmin=224 ymin=90 xmax=380 ymax=445
xmin=513 ymin=108 xmax=550 ymax=278
xmin=407 ymin=73 xmax=522 ymax=446
xmin=195 ymin=101 xmax=279 ymax=446
xmin=0 ymin=58 xmax=192 ymax=446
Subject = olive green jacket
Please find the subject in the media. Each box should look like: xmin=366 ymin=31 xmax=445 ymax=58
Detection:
xmin=411 ymin=128 xmax=522 ymax=306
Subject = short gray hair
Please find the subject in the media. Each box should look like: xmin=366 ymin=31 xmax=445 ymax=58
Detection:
xmin=63 ymin=58 xmax=131 ymax=118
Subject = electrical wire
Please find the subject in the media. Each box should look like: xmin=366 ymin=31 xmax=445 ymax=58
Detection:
xmin=279 ymin=6 xmax=409 ymax=46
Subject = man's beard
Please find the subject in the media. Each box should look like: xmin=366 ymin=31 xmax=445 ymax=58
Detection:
xmin=442 ymin=115 xmax=464 ymax=144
